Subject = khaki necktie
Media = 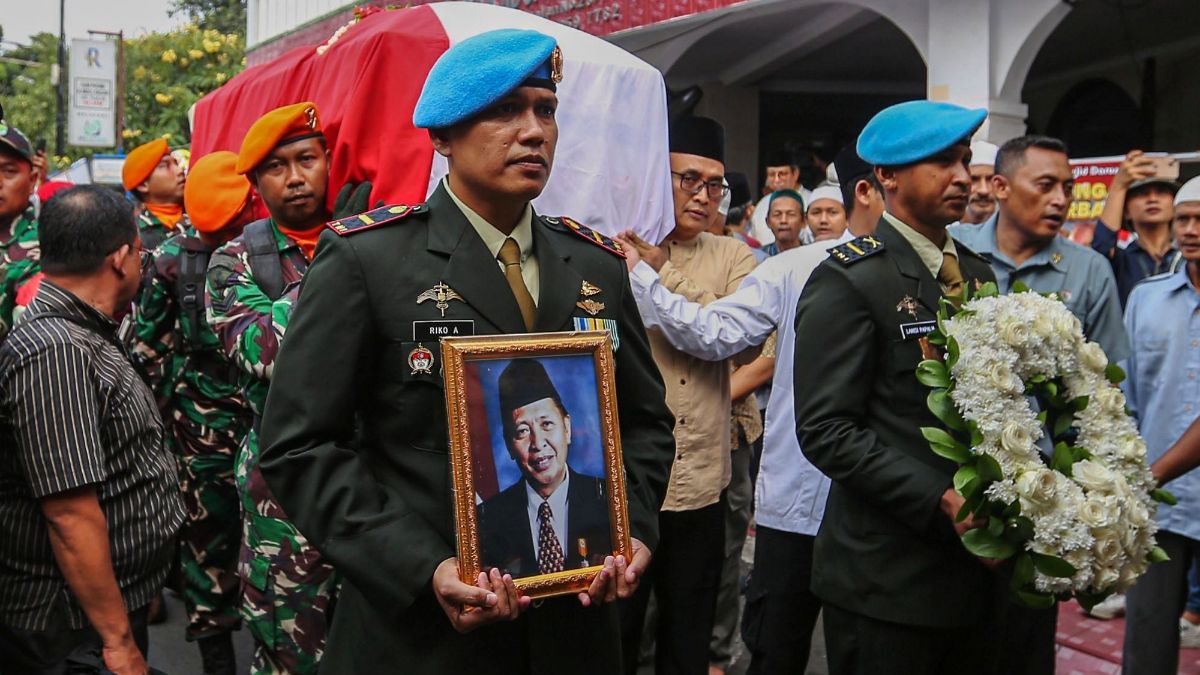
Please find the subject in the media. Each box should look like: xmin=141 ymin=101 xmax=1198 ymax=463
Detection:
xmin=938 ymin=250 xmax=965 ymax=304
xmin=498 ymin=238 xmax=536 ymax=331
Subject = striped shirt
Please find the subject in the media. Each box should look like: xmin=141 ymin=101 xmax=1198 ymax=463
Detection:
xmin=0 ymin=280 xmax=184 ymax=631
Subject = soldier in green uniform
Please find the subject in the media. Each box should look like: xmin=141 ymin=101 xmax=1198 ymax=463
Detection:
xmin=792 ymin=101 xmax=1002 ymax=675
xmin=0 ymin=116 xmax=40 ymax=340
xmin=257 ymin=29 xmax=676 ymax=673
xmin=204 ymin=102 xmax=343 ymax=675
xmin=131 ymin=150 xmax=257 ymax=675
xmin=123 ymin=138 xmax=189 ymax=251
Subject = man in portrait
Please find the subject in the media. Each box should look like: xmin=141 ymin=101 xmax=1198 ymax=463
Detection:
xmin=478 ymin=358 xmax=612 ymax=578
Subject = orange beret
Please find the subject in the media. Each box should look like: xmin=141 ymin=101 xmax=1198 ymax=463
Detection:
xmin=184 ymin=151 xmax=251 ymax=234
xmin=121 ymin=138 xmax=169 ymax=191
xmin=236 ymin=101 xmax=323 ymax=175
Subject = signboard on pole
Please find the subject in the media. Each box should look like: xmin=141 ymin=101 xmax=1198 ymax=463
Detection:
xmin=68 ymin=39 xmax=117 ymax=147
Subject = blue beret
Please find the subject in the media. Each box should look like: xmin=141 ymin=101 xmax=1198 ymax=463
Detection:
xmin=856 ymin=100 xmax=987 ymax=166
xmin=413 ymin=29 xmax=560 ymax=130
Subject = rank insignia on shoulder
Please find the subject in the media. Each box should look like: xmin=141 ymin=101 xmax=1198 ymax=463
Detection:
xmin=553 ymin=216 xmax=626 ymax=258
xmin=327 ymin=203 xmax=429 ymax=236
xmin=829 ymin=235 xmax=884 ymax=266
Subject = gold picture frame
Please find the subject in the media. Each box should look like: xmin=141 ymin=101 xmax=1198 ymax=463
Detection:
xmin=441 ymin=331 xmax=633 ymax=600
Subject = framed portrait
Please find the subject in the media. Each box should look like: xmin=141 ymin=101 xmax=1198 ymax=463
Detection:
xmin=441 ymin=331 xmax=632 ymax=599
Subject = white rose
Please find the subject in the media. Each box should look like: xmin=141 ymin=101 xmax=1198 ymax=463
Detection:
xmin=999 ymin=321 xmax=1030 ymax=349
xmin=1079 ymin=342 xmax=1109 ymax=373
xmin=1016 ymin=469 xmax=1058 ymax=512
xmin=1094 ymin=532 xmax=1123 ymax=565
xmin=1117 ymin=565 xmax=1140 ymax=593
xmin=986 ymin=362 xmax=1020 ymax=393
xmin=1054 ymin=311 xmax=1081 ymax=339
xmin=1000 ymin=422 xmax=1035 ymax=455
xmin=1127 ymin=502 xmax=1150 ymax=529
xmin=1079 ymin=499 xmax=1114 ymax=529
xmin=1092 ymin=386 xmax=1126 ymax=415
xmin=1074 ymin=460 xmax=1116 ymax=494
xmin=1095 ymin=566 xmax=1121 ymax=591
xmin=1032 ymin=312 xmax=1055 ymax=339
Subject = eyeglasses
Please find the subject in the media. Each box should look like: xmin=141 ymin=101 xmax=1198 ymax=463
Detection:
xmin=671 ymin=172 xmax=729 ymax=200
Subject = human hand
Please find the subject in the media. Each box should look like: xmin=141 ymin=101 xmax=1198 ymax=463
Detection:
xmin=1111 ymin=150 xmax=1157 ymax=191
xmin=940 ymin=489 xmax=1003 ymax=569
xmin=331 ymin=181 xmax=375 ymax=220
xmin=432 ymin=558 xmax=530 ymax=634
xmin=102 ymin=636 xmax=148 ymax=675
xmin=31 ymin=150 xmax=48 ymax=187
xmin=578 ymin=537 xmax=651 ymax=607
xmin=614 ymin=235 xmax=642 ymax=272
xmin=619 ymin=230 xmax=666 ymax=271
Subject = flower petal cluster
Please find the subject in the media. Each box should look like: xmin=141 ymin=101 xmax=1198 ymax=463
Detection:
xmin=940 ymin=291 xmax=1158 ymax=597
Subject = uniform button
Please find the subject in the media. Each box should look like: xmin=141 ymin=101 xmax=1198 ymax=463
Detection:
xmin=679 ymin=418 xmax=686 ymax=425
xmin=1188 ymin=404 xmax=1195 ymax=414
xmin=1193 ymin=339 xmax=1199 ymax=349
xmin=1191 ymin=372 xmax=1198 ymax=380
xmin=680 ymin=378 xmax=686 ymax=385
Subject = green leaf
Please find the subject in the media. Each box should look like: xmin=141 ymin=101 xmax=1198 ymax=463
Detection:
xmin=1005 ymin=516 xmax=1035 ymax=543
xmin=921 ymin=427 xmax=970 ymax=463
xmin=987 ymin=517 xmax=1004 ymax=538
xmin=975 ymin=281 xmax=1000 ymax=298
xmin=976 ymin=453 xmax=1003 ymax=483
xmin=954 ymin=465 xmax=981 ymax=498
xmin=927 ymin=390 xmax=966 ymax=431
xmin=1011 ymin=280 xmax=1031 ymax=293
xmin=956 ymin=489 xmax=984 ymax=522
xmin=1052 ymin=412 xmax=1075 ymax=438
xmin=926 ymin=330 xmax=947 ymax=346
xmin=1016 ymin=590 xmax=1056 ymax=609
xmin=961 ymin=528 xmax=1017 ymax=559
xmin=968 ymin=421 xmax=984 ymax=447
xmin=1051 ymin=442 xmax=1075 ymax=476
xmin=1011 ymin=553 xmax=1035 ymax=590
xmin=1070 ymin=395 xmax=1090 ymax=412
xmin=944 ymin=336 xmax=960 ymax=369
xmin=1076 ymin=591 xmax=1108 ymax=613
xmin=1045 ymin=381 xmax=1059 ymax=399
xmin=1149 ymin=546 xmax=1171 ymax=563
xmin=1105 ymin=363 xmax=1126 ymax=384
xmin=915 ymin=360 xmax=951 ymax=389
xmin=1070 ymin=446 xmax=1093 ymax=462
xmin=1151 ymin=488 xmax=1178 ymax=506
xmin=1036 ymin=410 xmax=1048 ymax=425
xmin=1030 ymin=552 xmax=1077 ymax=578
xmin=1029 ymin=374 xmax=1047 ymax=384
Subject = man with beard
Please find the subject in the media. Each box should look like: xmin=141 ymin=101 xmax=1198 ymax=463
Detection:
xmin=205 ymin=102 xmax=343 ymax=675
xmin=961 ymin=140 xmax=998 ymax=225
xmin=122 ymin=138 xmax=188 ymax=251
xmin=793 ymin=101 xmax=1002 ymax=674
xmin=254 ymin=30 xmax=675 ymax=674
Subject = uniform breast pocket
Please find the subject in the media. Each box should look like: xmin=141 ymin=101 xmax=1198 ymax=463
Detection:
xmin=390 ymin=340 xmax=448 ymax=453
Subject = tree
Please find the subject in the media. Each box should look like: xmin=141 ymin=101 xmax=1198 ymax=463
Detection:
xmin=169 ymin=0 xmax=247 ymax=38
xmin=0 ymin=33 xmax=61 ymax=161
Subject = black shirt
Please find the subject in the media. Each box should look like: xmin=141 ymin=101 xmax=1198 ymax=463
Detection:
xmin=0 ymin=280 xmax=183 ymax=631
xmin=1091 ymin=222 xmax=1183 ymax=307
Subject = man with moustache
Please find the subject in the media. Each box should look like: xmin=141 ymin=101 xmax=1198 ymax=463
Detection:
xmin=1092 ymin=149 xmax=1182 ymax=305
xmin=205 ymin=102 xmax=343 ymax=675
xmin=621 ymin=145 xmax=884 ymax=674
xmin=477 ymin=359 xmax=610 ymax=577
xmin=961 ymin=140 xmax=999 ymax=225
xmin=793 ymin=101 xmax=1001 ymax=674
xmin=1119 ymin=174 xmax=1200 ymax=675
xmin=616 ymin=115 xmax=757 ymax=675
xmin=951 ymin=136 xmax=1128 ymax=359
xmin=122 ymin=138 xmax=188 ymax=251
xmin=131 ymin=151 xmax=257 ymax=674
xmin=255 ymin=30 xmax=675 ymax=674
xmin=762 ymin=189 xmax=804 ymax=255
xmin=0 ymin=117 xmax=40 ymax=340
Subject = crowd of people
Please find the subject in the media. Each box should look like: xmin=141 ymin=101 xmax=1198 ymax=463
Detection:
xmin=0 ymin=23 xmax=1198 ymax=675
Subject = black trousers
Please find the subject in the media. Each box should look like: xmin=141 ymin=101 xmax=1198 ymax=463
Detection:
xmin=1123 ymin=530 xmax=1200 ymax=675
xmin=740 ymin=526 xmax=821 ymax=675
xmin=0 ymin=606 xmax=149 ymax=675
xmin=823 ymin=602 xmax=998 ymax=675
xmin=621 ymin=497 xmax=725 ymax=675
xmin=994 ymin=598 xmax=1056 ymax=675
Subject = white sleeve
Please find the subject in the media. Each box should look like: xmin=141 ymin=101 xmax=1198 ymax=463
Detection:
xmin=628 ymin=260 xmax=780 ymax=362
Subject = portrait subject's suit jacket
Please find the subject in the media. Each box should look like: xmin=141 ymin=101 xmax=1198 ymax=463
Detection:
xmin=257 ymin=185 xmax=676 ymax=674
xmin=478 ymin=469 xmax=612 ymax=577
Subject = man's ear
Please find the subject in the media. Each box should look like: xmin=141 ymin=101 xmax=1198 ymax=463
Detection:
xmin=992 ymin=174 xmax=1011 ymax=202
xmin=110 ymin=243 xmax=133 ymax=277
xmin=429 ymin=129 xmax=452 ymax=158
xmin=874 ymin=166 xmax=898 ymax=193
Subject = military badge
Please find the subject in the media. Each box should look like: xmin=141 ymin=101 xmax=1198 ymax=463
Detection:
xmin=829 ymin=235 xmax=884 ymax=266
xmin=580 ymin=280 xmax=602 ymax=297
xmin=576 ymin=299 xmax=605 ymax=316
xmin=417 ymin=282 xmax=465 ymax=317
xmin=1051 ymin=252 xmax=1063 ymax=264
xmin=573 ymin=316 xmax=620 ymax=351
xmin=327 ymin=203 xmax=428 ymax=236
xmin=896 ymin=295 xmax=919 ymax=319
xmin=408 ymin=344 xmax=435 ymax=375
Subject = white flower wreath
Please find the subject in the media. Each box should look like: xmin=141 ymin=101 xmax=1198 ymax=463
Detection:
xmin=916 ymin=283 xmax=1172 ymax=608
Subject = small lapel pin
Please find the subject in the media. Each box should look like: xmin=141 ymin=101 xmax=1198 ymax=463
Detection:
xmin=576 ymin=299 xmax=605 ymax=316
xmin=896 ymin=295 xmax=919 ymax=319
xmin=417 ymin=281 xmax=465 ymax=317
xmin=580 ymin=280 xmax=602 ymax=297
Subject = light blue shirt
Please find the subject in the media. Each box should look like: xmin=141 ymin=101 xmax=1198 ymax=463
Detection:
xmin=1122 ymin=269 xmax=1200 ymax=540
xmin=950 ymin=215 xmax=1130 ymax=363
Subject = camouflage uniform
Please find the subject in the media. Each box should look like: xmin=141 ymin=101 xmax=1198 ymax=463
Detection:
xmin=131 ymin=230 xmax=253 ymax=642
xmin=138 ymin=207 xmax=188 ymax=252
xmin=0 ymin=206 xmax=40 ymax=340
xmin=205 ymin=219 xmax=339 ymax=675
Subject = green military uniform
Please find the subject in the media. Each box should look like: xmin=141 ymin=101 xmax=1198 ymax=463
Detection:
xmin=130 ymin=229 xmax=253 ymax=643
xmin=0 ymin=205 xmax=39 ymax=340
xmin=256 ymin=183 xmax=676 ymax=674
xmin=792 ymin=217 xmax=1001 ymax=673
xmin=138 ymin=208 xmax=188 ymax=252
xmin=205 ymin=219 xmax=339 ymax=675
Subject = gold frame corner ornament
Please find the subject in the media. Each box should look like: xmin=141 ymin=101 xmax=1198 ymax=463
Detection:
xmin=441 ymin=331 xmax=632 ymax=599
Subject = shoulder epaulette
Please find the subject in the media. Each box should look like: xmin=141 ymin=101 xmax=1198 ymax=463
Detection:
xmin=327 ymin=203 xmax=428 ymax=236
xmin=828 ymin=235 xmax=885 ymax=266
xmin=544 ymin=216 xmax=626 ymax=258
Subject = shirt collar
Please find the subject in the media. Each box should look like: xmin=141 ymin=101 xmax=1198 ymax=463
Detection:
xmin=444 ymin=178 xmax=533 ymax=262
xmin=975 ymin=213 xmax=1067 ymax=272
xmin=2 ymin=206 xmax=35 ymax=244
xmin=883 ymin=211 xmax=957 ymax=279
xmin=1159 ymin=266 xmax=1195 ymax=293
xmin=525 ymin=469 xmax=570 ymax=512
xmin=28 ymin=279 xmax=119 ymax=334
